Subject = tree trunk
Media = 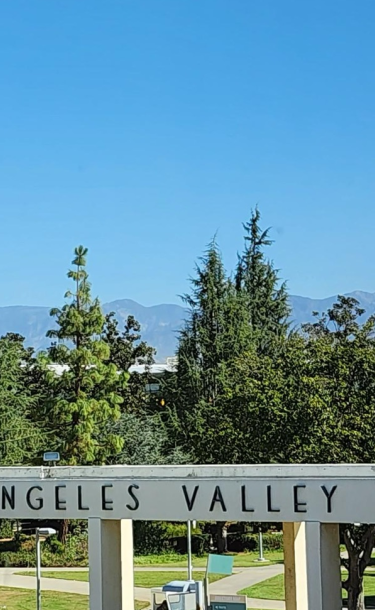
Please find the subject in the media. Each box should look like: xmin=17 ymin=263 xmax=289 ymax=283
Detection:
xmin=215 ymin=522 xmax=228 ymax=554
xmin=343 ymin=524 xmax=375 ymax=610
xmin=347 ymin=587 xmax=365 ymax=610
xmin=58 ymin=519 xmax=69 ymax=545
xmin=345 ymin=550 xmax=365 ymax=610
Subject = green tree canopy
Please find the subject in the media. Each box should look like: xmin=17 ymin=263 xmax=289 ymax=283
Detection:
xmin=41 ymin=245 xmax=127 ymax=465
xmin=235 ymin=207 xmax=290 ymax=346
xmin=110 ymin=411 xmax=189 ymax=465
xmin=0 ymin=334 xmax=44 ymax=465
xmin=103 ymin=312 xmax=155 ymax=412
xmin=173 ymin=240 xmax=252 ymax=445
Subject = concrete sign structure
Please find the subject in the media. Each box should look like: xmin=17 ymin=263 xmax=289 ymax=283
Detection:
xmin=0 ymin=463 xmax=369 ymax=610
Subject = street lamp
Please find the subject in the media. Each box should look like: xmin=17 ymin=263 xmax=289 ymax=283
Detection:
xmin=36 ymin=527 xmax=56 ymax=610
xmin=256 ymin=526 xmax=267 ymax=562
xmin=187 ymin=520 xmax=196 ymax=580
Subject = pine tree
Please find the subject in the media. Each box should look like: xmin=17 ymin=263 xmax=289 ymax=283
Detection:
xmin=43 ymin=246 xmax=126 ymax=466
xmin=179 ymin=240 xmax=228 ymax=405
xmin=104 ymin=313 xmax=155 ymax=371
xmin=0 ymin=334 xmax=44 ymax=465
xmin=103 ymin=313 xmax=155 ymax=412
xmin=235 ymin=207 xmax=290 ymax=346
xmin=174 ymin=239 xmax=251 ymax=444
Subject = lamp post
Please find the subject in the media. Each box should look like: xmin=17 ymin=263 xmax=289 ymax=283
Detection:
xmin=187 ymin=520 xmax=192 ymax=580
xmin=36 ymin=527 xmax=41 ymax=610
xmin=257 ymin=526 xmax=266 ymax=562
xmin=187 ymin=520 xmax=196 ymax=580
xmin=36 ymin=527 xmax=56 ymax=610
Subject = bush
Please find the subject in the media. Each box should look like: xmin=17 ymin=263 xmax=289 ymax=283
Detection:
xmin=133 ymin=521 xmax=208 ymax=556
xmin=134 ymin=522 xmax=167 ymax=555
xmin=0 ymin=532 xmax=88 ymax=567
xmin=0 ymin=519 xmax=14 ymax=539
xmin=227 ymin=532 xmax=283 ymax=553
xmin=43 ymin=535 xmax=64 ymax=555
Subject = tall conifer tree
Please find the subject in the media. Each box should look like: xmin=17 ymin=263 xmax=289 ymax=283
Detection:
xmin=235 ymin=207 xmax=290 ymax=345
xmin=43 ymin=246 xmax=126 ymax=465
xmin=0 ymin=334 xmax=44 ymax=465
xmin=175 ymin=239 xmax=251 ymax=439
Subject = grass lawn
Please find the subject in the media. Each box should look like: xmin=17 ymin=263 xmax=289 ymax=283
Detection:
xmin=133 ymin=550 xmax=284 ymax=568
xmin=0 ymin=587 xmax=148 ymax=610
xmin=239 ymin=571 xmax=375 ymax=602
xmin=18 ymin=570 xmax=225 ymax=588
xmin=341 ymin=571 xmax=375 ymax=600
xmin=239 ymin=573 xmax=285 ymax=601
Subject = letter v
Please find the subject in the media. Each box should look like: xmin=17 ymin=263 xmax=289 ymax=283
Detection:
xmin=182 ymin=485 xmax=199 ymax=511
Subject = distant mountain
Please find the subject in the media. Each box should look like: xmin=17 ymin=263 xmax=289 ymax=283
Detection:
xmin=288 ymin=290 xmax=375 ymax=328
xmin=0 ymin=291 xmax=374 ymax=361
xmin=0 ymin=300 xmax=186 ymax=362
xmin=102 ymin=299 xmax=185 ymax=361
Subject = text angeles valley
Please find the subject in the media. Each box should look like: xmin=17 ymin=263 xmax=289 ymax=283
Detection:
xmin=0 ymin=482 xmax=338 ymax=515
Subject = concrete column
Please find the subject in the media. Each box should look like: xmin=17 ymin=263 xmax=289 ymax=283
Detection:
xmin=319 ymin=523 xmax=342 ymax=610
xmin=283 ymin=522 xmax=341 ymax=610
xmin=89 ymin=518 xmax=134 ymax=610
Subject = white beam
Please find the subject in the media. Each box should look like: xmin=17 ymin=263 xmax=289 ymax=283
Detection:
xmin=89 ymin=518 xmax=134 ymax=610
xmin=2 ymin=463 xmax=375 ymax=479
xmin=284 ymin=522 xmax=341 ymax=610
xmin=0 ymin=464 xmax=373 ymax=522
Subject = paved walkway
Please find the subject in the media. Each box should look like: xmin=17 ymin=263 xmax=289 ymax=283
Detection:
xmin=210 ymin=564 xmax=284 ymax=609
xmin=0 ymin=565 xmax=285 ymax=609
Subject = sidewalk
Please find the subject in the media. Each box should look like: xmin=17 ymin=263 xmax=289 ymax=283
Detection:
xmin=0 ymin=565 xmax=285 ymax=609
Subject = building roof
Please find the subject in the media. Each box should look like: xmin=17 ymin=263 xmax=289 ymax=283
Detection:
xmin=47 ymin=360 xmax=177 ymax=376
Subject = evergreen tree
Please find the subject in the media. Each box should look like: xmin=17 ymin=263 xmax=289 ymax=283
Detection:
xmin=42 ymin=246 xmax=127 ymax=465
xmin=235 ymin=207 xmax=290 ymax=346
xmin=103 ymin=313 xmax=155 ymax=412
xmin=110 ymin=411 xmax=189 ymax=465
xmin=173 ymin=239 xmax=251 ymax=447
xmin=178 ymin=240 xmax=228 ymax=407
xmin=0 ymin=334 xmax=44 ymax=465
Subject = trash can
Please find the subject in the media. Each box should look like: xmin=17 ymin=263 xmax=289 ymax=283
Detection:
xmin=152 ymin=580 xmax=198 ymax=610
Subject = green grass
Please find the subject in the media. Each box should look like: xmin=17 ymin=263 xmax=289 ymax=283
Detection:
xmin=240 ymin=571 xmax=375 ymax=601
xmin=0 ymin=587 xmax=147 ymax=610
xmin=18 ymin=570 xmax=225 ymax=588
xmin=133 ymin=550 xmax=284 ymax=568
xmin=239 ymin=573 xmax=285 ymax=601
xmin=342 ymin=570 xmax=375 ymax=599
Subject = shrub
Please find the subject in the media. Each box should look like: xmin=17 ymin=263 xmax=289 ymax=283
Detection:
xmin=227 ymin=532 xmax=283 ymax=552
xmin=0 ymin=532 xmax=88 ymax=567
xmin=0 ymin=519 xmax=14 ymax=539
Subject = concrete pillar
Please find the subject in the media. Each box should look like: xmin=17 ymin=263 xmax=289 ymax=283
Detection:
xmin=88 ymin=519 xmax=134 ymax=610
xmin=283 ymin=522 xmax=341 ymax=610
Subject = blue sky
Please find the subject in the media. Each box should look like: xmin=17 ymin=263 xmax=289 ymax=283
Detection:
xmin=1 ymin=1 xmax=375 ymax=307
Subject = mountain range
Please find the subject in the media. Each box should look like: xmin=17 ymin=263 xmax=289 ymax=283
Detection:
xmin=0 ymin=291 xmax=374 ymax=362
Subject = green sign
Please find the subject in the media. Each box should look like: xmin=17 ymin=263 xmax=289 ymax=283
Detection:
xmin=207 ymin=554 xmax=233 ymax=575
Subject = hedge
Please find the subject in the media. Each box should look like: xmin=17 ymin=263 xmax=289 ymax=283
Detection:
xmin=227 ymin=532 xmax=283 ymax=552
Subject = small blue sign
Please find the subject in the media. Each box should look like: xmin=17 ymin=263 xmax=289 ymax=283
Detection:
xmin=207 ymin=554 xmax=234 ymax=575
xmin=43 ymin=451 xmax=60 ymax=462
